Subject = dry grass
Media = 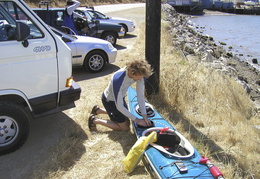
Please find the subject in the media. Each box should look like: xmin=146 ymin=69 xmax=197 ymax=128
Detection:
xmin=155 ymin=17 xmax=260 ymax=179
xmin=31 ymin=4 xmax=259 ymax=179
xmin=34 ymin=23 xmax=150 ymax=179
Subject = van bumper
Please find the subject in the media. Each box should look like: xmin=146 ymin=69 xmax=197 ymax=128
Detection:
xmin=60 ymin=80 xmax=81 ymax=106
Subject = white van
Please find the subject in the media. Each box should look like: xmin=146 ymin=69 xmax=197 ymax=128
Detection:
xmin=0 ymin=0 xmax=81 ymax=155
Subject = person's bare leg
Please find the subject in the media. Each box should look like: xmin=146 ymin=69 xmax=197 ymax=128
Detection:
xmin=91 ymin=105 xmax=107 ymax=115
xmin=118 ymin=119 xmax=130 ymax=131
xmin=96 ymin=107 xmax=107 ymax=115
xmin=93 ymin=118 xmax=130 ymax=131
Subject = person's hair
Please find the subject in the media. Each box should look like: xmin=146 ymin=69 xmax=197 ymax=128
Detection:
xmin=67 ymin=1 xmax=74 ymax=6
xmin=126 ymin=59 xmax=153 ymax=78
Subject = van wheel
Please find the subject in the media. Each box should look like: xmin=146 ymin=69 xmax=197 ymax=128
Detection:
xmin=101 ymin=32 xmax=117 ymax=46
xmin=84 ymin=50 xmax=107 ymax=73
xmin=0 ymin=103 xmax=30 ymax=156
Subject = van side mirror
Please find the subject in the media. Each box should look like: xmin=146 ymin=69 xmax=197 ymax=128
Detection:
xmin=94 ymin=20 xmax=100 ymax=25
xmin=62 ymin=36 xmax=71 ymax=43
xmin=16 ymin=21 xmax=30 ymax=47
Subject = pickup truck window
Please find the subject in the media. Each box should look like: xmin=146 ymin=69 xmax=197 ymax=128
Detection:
xmin=0 ymin=1 xmax=43 ymax=41
xmin=34 ymin=9 xmax=65 ymax=27
xmin=74 ymin=9 xmax=92 ymax=23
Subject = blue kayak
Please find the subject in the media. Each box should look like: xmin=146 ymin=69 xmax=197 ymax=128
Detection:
xmin=127 ymin=87 xmax=224 ymax=179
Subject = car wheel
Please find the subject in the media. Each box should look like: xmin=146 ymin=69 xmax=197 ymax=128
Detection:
xmin=120 ymin=24 xmax=128 ymax=35
xmin=84 ymin=50 xmax=107 ymax=73
xmin=0 ymin=103 xmax=30 ymax=155
xmin=101 ymin=32 xmax=117 ymax=46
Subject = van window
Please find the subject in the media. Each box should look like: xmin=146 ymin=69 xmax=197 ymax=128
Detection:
xmin=0 ymin=1 xmax=43 ymax=41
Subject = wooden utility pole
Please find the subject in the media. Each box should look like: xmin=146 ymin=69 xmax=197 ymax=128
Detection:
xmin=145 ymin=0 xmax=161 ymax=96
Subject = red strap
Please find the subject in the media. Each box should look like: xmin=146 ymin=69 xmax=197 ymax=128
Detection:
xmin=159 ymin=127 xmax=170 ymax=134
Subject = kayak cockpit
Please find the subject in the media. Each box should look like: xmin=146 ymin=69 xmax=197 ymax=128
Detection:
xmin=142 ymin=127 xmax=195 ymax=159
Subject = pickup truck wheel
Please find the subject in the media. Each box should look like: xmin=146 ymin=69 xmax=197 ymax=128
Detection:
xmin=120 ymin=24 xmax=128 ymax=35
xmin=84 ymin=50 xmax=107 ymax=73
xmin=0 ymin=103 xmax=30 ymax=156
xmin=101 ymin=32 xmax=117 ymax=46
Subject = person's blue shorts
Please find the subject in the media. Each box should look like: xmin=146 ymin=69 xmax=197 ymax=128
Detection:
xmin=102 ymin=93 xmax=128 ymax=123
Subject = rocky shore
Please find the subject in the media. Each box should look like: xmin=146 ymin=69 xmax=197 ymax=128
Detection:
xmin=162 ymin=4 xmax=260 ymax=111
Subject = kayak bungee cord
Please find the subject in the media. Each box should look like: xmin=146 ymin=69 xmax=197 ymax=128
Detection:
xmin=160 ymin=160 xmax=211 ymax=179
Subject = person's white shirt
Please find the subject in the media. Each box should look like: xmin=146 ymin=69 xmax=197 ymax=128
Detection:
xmin=66 ymin=0 xmax=84 ymax=18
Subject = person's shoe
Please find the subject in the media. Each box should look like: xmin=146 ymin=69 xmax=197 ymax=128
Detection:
xmin=91 ymin=105 xmax=100 ymax=115
xmin=88 ymin=114 xmax=97 ymax=131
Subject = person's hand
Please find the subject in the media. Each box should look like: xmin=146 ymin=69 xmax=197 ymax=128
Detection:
xmin=142 ymin=115 xmax=152 ymax=126
xmin=143 ymin=118 xmax=152 ymax=126
xmin=134 ymin=118 xmax=152 ymax=127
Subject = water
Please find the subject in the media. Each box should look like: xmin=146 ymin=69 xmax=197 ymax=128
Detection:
xmin=190 ymin=14 xmax=260 ymax=71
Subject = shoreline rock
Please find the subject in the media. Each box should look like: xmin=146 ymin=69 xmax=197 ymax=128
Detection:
xmin=162 ymin=4 xmax=260 ymax=111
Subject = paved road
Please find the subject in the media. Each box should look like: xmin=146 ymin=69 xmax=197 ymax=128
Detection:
xmin=94 ymin=3 xmax=145 ymax=13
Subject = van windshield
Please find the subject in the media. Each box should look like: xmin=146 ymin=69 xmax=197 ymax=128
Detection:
xmin=0 ymin=1 xmax=43 ymax=41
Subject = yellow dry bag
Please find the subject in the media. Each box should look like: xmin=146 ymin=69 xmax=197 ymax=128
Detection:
xmin=123 ymin=131 xmax=157 ymax=173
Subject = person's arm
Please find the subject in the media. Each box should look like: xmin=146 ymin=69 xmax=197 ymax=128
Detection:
xmin=115 ymin=92 xmax=150 ymax=126
xmin=116 ymin=91 xmax=136 ymax=120
xmin=136 ymin=79 xmax=152 ymax=126
xmin=66 ymin=0 xmax=81 ymax=15
xmin=136 ymin=79 xmax=146 ymax=115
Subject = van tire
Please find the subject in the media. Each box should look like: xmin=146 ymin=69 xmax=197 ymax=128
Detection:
xmin=84 ymin=50 xmax=107 ymax=73
xmin=0 ymin=103 xmax=30 ymax=156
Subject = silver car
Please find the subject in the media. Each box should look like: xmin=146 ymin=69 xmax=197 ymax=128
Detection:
xmin=51 ymin=26 xmax=117 ymax=73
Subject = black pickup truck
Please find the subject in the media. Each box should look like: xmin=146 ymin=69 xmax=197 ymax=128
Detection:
xmin=33 ymin=7 xmax=124 ymax=45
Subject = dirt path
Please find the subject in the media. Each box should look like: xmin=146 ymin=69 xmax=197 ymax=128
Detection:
xmin=0 ymin=6 xmax=145 ymax=179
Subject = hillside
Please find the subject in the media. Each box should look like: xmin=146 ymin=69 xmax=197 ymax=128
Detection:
xmin=25 ymin=0 xmax=146 ymax=8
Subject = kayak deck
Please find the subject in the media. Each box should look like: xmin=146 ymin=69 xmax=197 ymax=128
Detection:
xmin=127 ymin=87 xmax=215 ymax=179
